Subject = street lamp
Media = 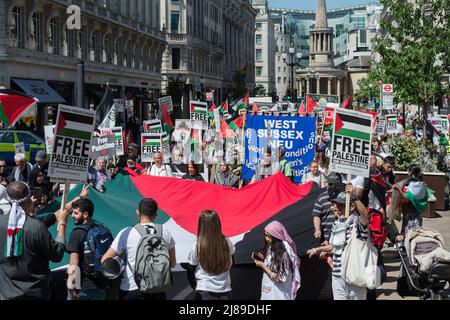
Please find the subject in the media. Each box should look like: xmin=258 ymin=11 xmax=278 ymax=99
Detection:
xmin=369 ymin=83 xmax=374 ymax=107
xmin=282 ymin=47 xmax=302 ymax=102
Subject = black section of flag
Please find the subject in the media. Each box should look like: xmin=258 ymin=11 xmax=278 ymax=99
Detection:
xmin=61 ymin=111 xmax=94 ymax=124
xmin=338 ymin=113 xmax=372 ymax=127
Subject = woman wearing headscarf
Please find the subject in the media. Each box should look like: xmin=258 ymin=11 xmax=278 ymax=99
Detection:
xmin=88 ymin=157 xmax=110 ymax=192
xmin=253 ymin=220 xmax=301 ymax=300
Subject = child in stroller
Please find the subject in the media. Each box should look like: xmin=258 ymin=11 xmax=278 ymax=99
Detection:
xmin=397 ymin=227 xmax=450 ymax=300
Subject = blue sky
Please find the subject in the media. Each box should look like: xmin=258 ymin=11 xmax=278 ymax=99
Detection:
xmin=268 ymin=0 xmax=379 ymax=10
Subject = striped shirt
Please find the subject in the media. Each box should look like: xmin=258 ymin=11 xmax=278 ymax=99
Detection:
xmin=312 ymin=191 xmax=336 ymax=242
xmin=330 ymin=214 xmax=369 ymax=276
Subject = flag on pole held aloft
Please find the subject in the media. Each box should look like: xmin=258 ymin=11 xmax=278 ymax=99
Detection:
xmin=252 ymin=103 xmax=259 ymax=113
xmin=98 ymin=103 xmax=117 ymax=129
xmin=220 ymin=100 xmax=229 ymax=117
xmin=220 ymin=119 xmax=237 ymax=139
xmin=158 ymin=105 xmax=174 ymax=134
xmin=342 ymin=96 xmax=351 ymax=109
xmin=95 ymin=86 xmax=114 ymax=127
xmin=233 ymin=93 xmax=250 ymax=116
xmin=306 ymin=96 xmax=317 ymax=114
xmin=298 ymin=101 xmax=306 ymax=116
xmin=0 ymin=89 xmax=37 ymax=127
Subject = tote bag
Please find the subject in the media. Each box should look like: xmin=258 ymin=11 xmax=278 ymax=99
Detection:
xmin=340 ymin=223 xmax=380 ymax=289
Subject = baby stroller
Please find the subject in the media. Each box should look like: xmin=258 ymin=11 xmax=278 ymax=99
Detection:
xmin=397 ymin=227 xmax=450 ymax=300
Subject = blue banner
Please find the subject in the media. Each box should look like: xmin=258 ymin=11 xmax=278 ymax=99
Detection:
xmin=243 ymin=115 xmax=316 ymax=184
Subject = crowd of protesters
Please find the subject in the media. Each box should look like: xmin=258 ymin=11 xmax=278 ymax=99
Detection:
xmin=0 ymin=105 xmax=449 ymax=301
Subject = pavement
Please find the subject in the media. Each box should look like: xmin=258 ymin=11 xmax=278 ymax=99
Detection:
xmin=378 ymin=210 xmax=450 ymax=300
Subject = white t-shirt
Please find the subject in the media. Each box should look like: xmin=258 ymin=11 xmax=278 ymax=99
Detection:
xmin=188 ymin=238 xmax=235 ymax=293
xmin=260 ymin=248 xmax=293 ymax=300
xmin=368 ymin=190 xmax=383 ymax=211
xmin=341 ymin=175 xmax=365 ymax=190
xmin=149 ymin=164 xmax=173 ymax=177
xmin=110 ymin=223 xmax=176 ymax=291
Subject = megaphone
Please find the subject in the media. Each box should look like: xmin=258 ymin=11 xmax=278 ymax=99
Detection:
xmin=102 ymin=256 xmax=125 ymax=280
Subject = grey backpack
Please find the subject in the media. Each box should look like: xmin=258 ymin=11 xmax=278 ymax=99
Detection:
xmin=133 ymin=224 xmax=171 ymax=294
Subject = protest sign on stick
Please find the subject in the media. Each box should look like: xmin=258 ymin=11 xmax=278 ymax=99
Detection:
xmin=190 ymin=101 xmax=209 ymax=130
xmin=44 ymin=125 xmax=56 ymax=154
xmin=143 ymin=120 xmax=162 ymax=133
xmin=158 ymin=96 xmax=173 ymax=114
xmin=101 ymin=127 xmax=124 ymax=156
xmin=141 ymin=133 xmax=162 ymax=162
xmin=90 ymin=134 xmax=116 ymax=158
xmin=48 ymin=105 xmax=95 ymax=183
xmin=385 ymin=114 xmax=399 ymax=134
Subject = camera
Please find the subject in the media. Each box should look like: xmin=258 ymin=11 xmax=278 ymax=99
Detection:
xmin=252 ymin=251 xmax=264 ymax=262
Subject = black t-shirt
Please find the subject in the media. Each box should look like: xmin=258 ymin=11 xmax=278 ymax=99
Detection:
xmin=66 ymin=226 xmax=99 ymax=289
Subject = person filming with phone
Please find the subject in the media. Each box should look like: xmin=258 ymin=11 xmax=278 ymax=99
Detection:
xmin=252 ymin=221 xmax=301 ymax=300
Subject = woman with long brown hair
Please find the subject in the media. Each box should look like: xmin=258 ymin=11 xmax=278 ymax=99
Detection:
xmin=187 ymin=210 xmax=234 ymax=300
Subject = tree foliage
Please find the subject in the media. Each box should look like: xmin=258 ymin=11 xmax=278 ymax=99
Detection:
xmin=371 ymin=0 xmax=450 ymax=122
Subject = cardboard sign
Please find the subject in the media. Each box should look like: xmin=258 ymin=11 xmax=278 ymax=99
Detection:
xmin=330 ymin=109 xmax=372 ymax=178
xmin=48 ymin=105 xmax=95 ymax=183
xmin=376 ymin=119 xmax=386 ymax=136
xmin=14 ymin=142 xmax=25 ymax=155
xmin=158 ymin=96 xmax=173 ymax=114
xmin=143 ymin=120 xmax=162 ymax=133
xmin=386 ymin=115 xmax=399 ymax=134
xmin=213 ymin=108 xmax=221 ymax=133
xmin=90 ymin=134 xmax=117 ymax=158
xmin=141 ymin=133 xmax=162 ymax=163
xmin=113 ymin=99 xmax=125 ymax=113
xmin=190 ymin=101 xmax=209 ymax=130
xmin=44 ymin=125 xmax=56 ymax=154
xmin=100 ymin=127 xmax=124 ymax=156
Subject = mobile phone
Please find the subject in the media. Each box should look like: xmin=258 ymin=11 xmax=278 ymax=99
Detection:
xmin=252 ymin=251 xmax=264 ymax=262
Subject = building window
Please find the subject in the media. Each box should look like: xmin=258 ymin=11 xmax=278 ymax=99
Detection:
xmin=10 ymin=6 xmax=24 ymax=48
xmin=256 ymin=49 xmax=262 ymax=61
xmin=278 ymin=67 xmax=280 ymax=72
xmin=63 ymin=26 xmax=76 ymax=57
xmin=103 ymin=34 xmax=113 ymax=64
xmin=256 ymin=67 xmax=263 ymax=76
xmin=256 ymin=23 xmax=262 ymax=31
xmin=359 ymin=29 xmax=367 ymax=45
xmin=172 ymin=48 xmax=180 ymax=69
xmin=283 ymin=77 xmax=286 ymax=84
xmin=278 ymin=77 xmax=281 ymax=83
xmin=171 ymin=12 xmax=180 ymax=33
xmin=90 ymin=30 xmax=101 ymax=62
xmin=48 ymin=17 xmax=60 ymax=55
xmin=256 ymin=34 xmax=262 ymax=45
xmin=30 ymin=12 xmax=43 ymax=51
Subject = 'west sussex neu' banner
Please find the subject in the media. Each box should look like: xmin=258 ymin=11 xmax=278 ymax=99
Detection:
xmin=243 ymin=115 xmax=316 ymax=184
xmin=48 ymin=105 xmax=95 ymax=183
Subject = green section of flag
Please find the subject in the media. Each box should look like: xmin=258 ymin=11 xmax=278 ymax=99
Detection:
xmin=229 ymin=121 xmax=238 ymax=132
xmin=58 ymin=128 xmax=91 ymax=140
xmin=336 ymin=128 xmax=370 ymax=141
xmin=144 ymin=141 xmax=161 ymax=147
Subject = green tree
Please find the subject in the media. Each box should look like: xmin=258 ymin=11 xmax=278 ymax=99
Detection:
xmin=372 ymin=0 xmax=450 ymax=124
xmin=253 ymin=84 xmax=266 ymax=97
xmin=231 ymin=71 xmax=247 ymax=99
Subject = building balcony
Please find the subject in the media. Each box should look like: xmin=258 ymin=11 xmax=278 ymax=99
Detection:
xmin=167 ymin=33 xmax=189 ymax=44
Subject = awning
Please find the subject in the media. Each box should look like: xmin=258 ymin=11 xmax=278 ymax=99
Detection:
xmin=12 ymin=79 xmax=66 ymax=104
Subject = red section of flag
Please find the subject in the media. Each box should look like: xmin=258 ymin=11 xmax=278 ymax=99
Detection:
xmin=220 ymin=119 xmax=237 ymax=139
xmin=298 ymin=101 xmax=306 ymax=116
xmin=342 ymin=96 xmax=351 ymax=109
xmin=0 ymin=90 xmax=37 ymax=126
xmin=306 ymin=96 xmax=317 ymax=114
xmin=56 ymin=113 xmax=67 ymax=135
xmin=209 ymin=104 xmax=216 ymax=112
xmin=131 ymin=173 xmax=313 ymax=237
xmin=244 ymin=92 xmax=250 ymax=105
xmin=161 ymin=105 xmax=174 ymax=129
xmin=252 ymin=103 xmax=259 ymax=113
xmin=221 ymin=100 xmax=228 ymax=113
xmin=334 ymin=114 xmax=344 ymax=133
xmin=233 ymin=115 xmax=245 ymax=129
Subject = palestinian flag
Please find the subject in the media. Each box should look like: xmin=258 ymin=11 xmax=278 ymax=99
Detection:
xmin=233 ymin=93 xmax=249 ymax=116
xmin=341 ymin=96 xmax=351 ymax=109
xmin=0 ymin=89 xmax=37 ymax=127
xmin=220 ymin=119 xmax=237 ymax=139
xmin=232 ymin=115 xmax=245 ymax=130
xmin=40 ymin=173 xmax=321 ymax=269
xmin=220 ymin=100 xmax=229 ymax=117
xmin=141 ymin=135 xmax=161 ymax=147
xmin=324 ymin=107 xmax=334 ymax=126
xmin=298 ymin=101 xmax=306 ymax=116
xmin=252 ymin=103 xmax=259 ymax=113
xmin=306 ymin=96 xmax=317 ymax=114
xmin=334 ymin=112 xmax=371 ymax=141
xmin=56 ymin=110 xmax=93 ymax=141
xmin=158 ymin=105 xmax=174 ymax=134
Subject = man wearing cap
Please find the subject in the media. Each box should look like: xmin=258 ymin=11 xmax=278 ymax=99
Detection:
xmin=307 ymin=192 xmax=370 ymax=300
xmin=312 ymin=172 xmax=346 ymax=244
xmin=30 ymin=151 xmax=53 ymax=193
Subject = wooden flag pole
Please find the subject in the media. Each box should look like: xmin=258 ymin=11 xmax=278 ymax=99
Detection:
xmin=60 ymin=179 xmax=70 ymax=212
xmin=345 ymin=174 xmax=351 ymax=218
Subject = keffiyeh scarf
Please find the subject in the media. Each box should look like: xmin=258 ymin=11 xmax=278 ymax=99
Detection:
xmin=4 ymin=186 xmax=29 ymax=258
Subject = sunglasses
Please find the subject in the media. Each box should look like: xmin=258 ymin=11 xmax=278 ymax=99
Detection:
xmin=0 ymin=165 xmax=6 ymax=168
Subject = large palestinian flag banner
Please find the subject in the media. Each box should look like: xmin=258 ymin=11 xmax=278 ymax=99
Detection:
xmin=48 ymin=105 xmax=95 ymax=183
xmin=331 ymin=108 xmax=372 ymax=178
xmin=41 ymin=173 xmax=321 ymax=270
xmin=0 ymin=89 xmax=37 ymax=127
